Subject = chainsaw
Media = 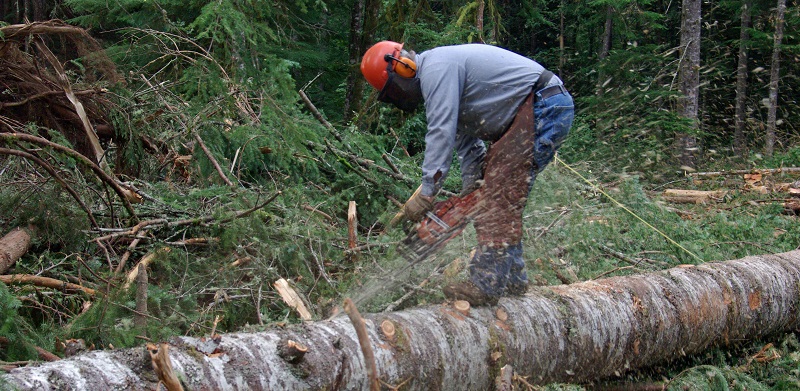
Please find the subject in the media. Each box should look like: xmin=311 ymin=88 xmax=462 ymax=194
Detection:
xmin=394 ymin=186 xmax=484 ymax=262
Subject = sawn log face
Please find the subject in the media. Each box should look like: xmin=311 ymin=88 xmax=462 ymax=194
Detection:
xmin=4 ymin=251 xmax=800 ymax=390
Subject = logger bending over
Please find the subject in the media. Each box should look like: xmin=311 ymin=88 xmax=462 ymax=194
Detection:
xmin=361 ymin=41 xmax=574 ymax=306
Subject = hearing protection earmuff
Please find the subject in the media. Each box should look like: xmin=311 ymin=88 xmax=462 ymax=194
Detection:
xmin=384 ymin=52 xmax=417 ymax=78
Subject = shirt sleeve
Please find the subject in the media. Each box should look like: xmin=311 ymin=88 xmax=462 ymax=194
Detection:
xmin=419 ymin=61 xmax=465 ymax=197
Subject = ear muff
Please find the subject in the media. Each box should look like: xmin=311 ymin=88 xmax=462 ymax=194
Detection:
xmin=394 ymin=57 xmax=417 ymax=78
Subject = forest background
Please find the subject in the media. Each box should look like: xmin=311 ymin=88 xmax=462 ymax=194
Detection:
xmin=1 ymin=0 xmax=800 ymax=389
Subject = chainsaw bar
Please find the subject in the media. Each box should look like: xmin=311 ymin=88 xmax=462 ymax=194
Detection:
xmin=397 ymin=218 xmax=469 ymax=263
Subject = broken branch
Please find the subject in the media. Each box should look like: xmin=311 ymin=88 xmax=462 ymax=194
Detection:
xmin=274 ymin=278 xmax=313 ymax=321
xmin=193 ymin=132 xmax=235 ymax=187
xmin=0 ymin=274 xmax=95 ymax=296
xmin=344 ymin=298 xmax=379 ymax=391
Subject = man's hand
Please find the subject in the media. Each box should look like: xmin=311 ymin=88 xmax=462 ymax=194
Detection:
xmin=403 ymin=193 xmax=434 ymax=222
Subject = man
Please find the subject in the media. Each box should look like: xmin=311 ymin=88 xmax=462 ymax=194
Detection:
xmin=361 ymin=41 xmax=574 ymax=305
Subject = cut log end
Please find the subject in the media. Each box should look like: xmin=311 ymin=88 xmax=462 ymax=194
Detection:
xmin=495 ymin=307 xmax=508 ymax=322
xmin=453 ymin=300 xmax=470 ymax=316
xmin=278 ymin=339 xmax=309 ymax=364
xmin=380 ymin=320 xmax=396 ymax=341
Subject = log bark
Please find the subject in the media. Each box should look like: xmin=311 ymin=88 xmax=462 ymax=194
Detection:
xmin=4 ymin=250 xmax=800 ymax=390
xmin=662 ymin=189 xmax=728 ymax=204
xmin=0 ymin=226 xmax=33 ymax=274
xmin=0 ymin=274 xmax=95 ymax=296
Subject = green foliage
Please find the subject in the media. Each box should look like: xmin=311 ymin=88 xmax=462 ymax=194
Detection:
xmin=0 ymin=283 xmax=36 ymax=361
xmin=666 ymin=365 xmax=768 ymax=390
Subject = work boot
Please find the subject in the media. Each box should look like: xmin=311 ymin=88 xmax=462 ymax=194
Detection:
xmin=443 ymin=281 xmax=499 ymax=306
xmin=505 ymin=243 xmax=530 ymax=295
xmin=443 ymin=246 xmax=511 ymax=306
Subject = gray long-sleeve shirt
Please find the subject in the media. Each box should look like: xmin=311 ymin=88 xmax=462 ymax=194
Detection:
xmin=415 ymin=44 xmax=560 ymax=196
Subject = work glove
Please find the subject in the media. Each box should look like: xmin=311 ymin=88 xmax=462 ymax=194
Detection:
xmin=403 ymin=193 xmax=434 ymax=222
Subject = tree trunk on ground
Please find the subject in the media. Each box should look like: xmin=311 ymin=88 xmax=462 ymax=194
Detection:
xmin=676 ymin=0 xmax=701 ymax=169
xmin=5 ymin=250 xmax=800 ymax=390
xmin=734 ymin=0 xmax=752 ymax=158
xmin=0 ymin=226 xmax=34 ymax=274
xmin=765 ymin=0 xmax=786 ymax=156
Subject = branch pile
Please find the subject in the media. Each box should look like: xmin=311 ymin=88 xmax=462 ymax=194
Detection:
xmin=0 ymin=20 xmax=121 ymax=161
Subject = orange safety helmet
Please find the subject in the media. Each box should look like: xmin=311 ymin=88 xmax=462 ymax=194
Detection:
xmin=361 ymin=41 xmax=417 ymax=90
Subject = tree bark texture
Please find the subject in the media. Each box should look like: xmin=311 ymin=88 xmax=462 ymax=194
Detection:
xmin=676 ymin=0 xmax=701 ymax=168
xmin=0 ymin=226 xmax=33 ymax=274
xmin=595 ymin=5 xmax=614 ymax=96
xmin=344 ymin=0 xmax=366 ymax=121
xmin=765 ymin=0 xmax=786 ymax=156
xmin=734 ymin=0 xmax=752 ymax=158
xmin=5 ymin=250 xmax=800 ymax=390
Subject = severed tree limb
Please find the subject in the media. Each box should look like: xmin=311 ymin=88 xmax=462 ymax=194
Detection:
xmin=662 ymin=189 xmax=727 ymax=204
xmin=147 ymin=343 xmax=184 ymax=391
xmin=298 ymin=90 xmax=335 ymax=133
xmin=316 ymin=139 xmax=415 ymax=186
xmin=0 ymin=274 xmax=95 ymax=296
xmin=0 ymin=147 xmax=98 ymax=228
xmin=688 ymin=167 xmax=800 ymax=177
xmin=115 ymin=236 xmax=144 ymax=274
xmin=298 ymin=78 xmax=345 ymax=143
xmin=135 ymin=263 xmax=149 ymax=331
xmin=274 ymin=278 xmax=313 ymax=321
xmin=34 ymin=40 xmax=108 ymax=172
xmin=0 ymin=226 xmax=35 ymax=274
xmin=0 ymin=21 xmax=91 ymax=40
xmin=193 ymin=132 xmax=235 ymax=187
xmin=0 ymin=89 xmax=103 ymax=110
xmin=124 ymin=248 xmax=170 ymax=290
xmin=0 ymin=132 xmax=138 ymax=220
xmin=344 ymin=298 xmax=380 ymax=391
xmin=381 ymin=153 xmax=402 ymax=175
xmin=33 ymin=347 xmax=60 ymax=362
xmin=302 ymin=204 xmax=334 ymax=222
xmin=347 ymin=201 xmax=358 ymax=258
xmin=95 ymin=191 xmax=281 ymax=243
xmin=165 ymin=238 xmax=217 ymax=246
xmin=8 ymin=251 xmax=800 ymax=389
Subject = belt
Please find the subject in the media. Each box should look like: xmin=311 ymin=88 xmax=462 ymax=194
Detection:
xmin=536 ymin=84 xmax=567 ymax=101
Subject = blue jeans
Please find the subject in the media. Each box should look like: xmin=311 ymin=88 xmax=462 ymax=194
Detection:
xmin=470 ymin=243 xmax=527 ymax=296
xmin=531 ymin=91 xmax=574 ymax=186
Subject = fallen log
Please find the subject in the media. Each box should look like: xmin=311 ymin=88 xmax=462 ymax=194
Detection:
xmin=662 ymin=189 xmax=728 ymax=204
xmin=687 ymin=167 xmax=800 ymax=177
xmin=0 ymin=226 xmax=34 ymax=274
xmin=4 ymin=250 xmax=800 ymax=390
